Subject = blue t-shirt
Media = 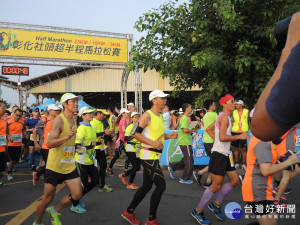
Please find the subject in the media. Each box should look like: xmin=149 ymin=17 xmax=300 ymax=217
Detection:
xmin=266 ymin=41 xmax=300 ymax=127
xmin=25 ymin=118 xmax=40 ymax=134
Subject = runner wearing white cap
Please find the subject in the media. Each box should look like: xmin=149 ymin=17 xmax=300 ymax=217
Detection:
xmin=34 ymin=93 xmax=83 ymax=225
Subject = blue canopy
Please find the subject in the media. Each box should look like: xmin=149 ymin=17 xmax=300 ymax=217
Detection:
xmin=34 ymin=98 xmax=56 ymax=111
xmin=78 ymin=100 xmax=95 ymax=110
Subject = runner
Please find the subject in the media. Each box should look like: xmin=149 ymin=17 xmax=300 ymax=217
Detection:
xmin=32 ymin=104 xmax=60 ymax=185
xmin=119 ymin=112 xmax=141 ymax=189
xmin=231 ymin=100 xmax=249 ymax=170
xmin=193 ymin=99 xmax=218 ymax=188
xmin=191 ymin=94 xmax=249 ymax=224
xmin=71 ymin=106 xmax=98 ymax=213
xmin=90 ymin=109 xmax=113 ymax=192
xmin=168 ymin=103 xmax=197 ymax=184
xmin=122 ymin=90 xmax=177 ymax=225
xmin=0 ymin=101 xmax=7 ymax=185
xmin=107 ymin=108 xmax=117 ymax=158
xmin=107 ymin=108 xmax=130 ymax=176
xmin=242 ymin=136 xmax=299 ymax=225
xmin=33 ymin=93 xmax=83 ymax=225
xmin=6 ymin=109 xmax=25 ymax=180
xmin=26 ymin=107 xmax=41 ymax=170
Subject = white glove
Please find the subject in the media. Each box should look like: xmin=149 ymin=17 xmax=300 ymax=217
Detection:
xmin=76 ymin=146 xmax=86 ymax=154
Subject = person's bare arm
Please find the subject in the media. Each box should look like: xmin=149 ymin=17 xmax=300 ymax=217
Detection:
xmin=252 ymin=12 xmax=300 ymax=140
xmin=132 ymin=112 xmax=164 ymax=150
xmin=47 ymin=116 xmax=76 ymax=148
xmin=206 ymin=122 xmax=215 ymax=140
xmin=32 ymin=128 xmax=40 ymax=151
xmin=183 ymin=128 xmax=197 ymax=133
xmin=219 ymin=115 xmax=249 ymax=142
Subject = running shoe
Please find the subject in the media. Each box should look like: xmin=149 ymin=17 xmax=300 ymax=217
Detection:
xmin=238 ymin=175 xmax=244 ymax=184
xmin=107 ymin=168 xmax=115 ymax=177
xmin=70 ymin=204 xmax=87 ymax=213
xmin=208 ymin=202 xmax=225 ymax=220
xmin=274 ymin=200 xmax=287 ymax=208
xmin=234 ymin=163 xmax=239 ymax=169
xmin=45 ymin=206 xmax=62 ymax=225
xmin=284 ymin=188 xmax=292 ymax=195
xmin=272 ymin=187 xmax=287 ymax=200
xmin=193 ymin=171 xmax=202 ymax=186
xmin=191 ymin=209 xmax=210 ymax=225
xmin=79 ymin=199 xmax=86 ymax=209
xmin=119 ymin=174 xmax=129 ymax=185
xmin=179 ymin=178 xmax=193 ymax=184
xmin=127 ymin=183 xmax=139 ymax=189
xmin=203 ymin=181 xmax=212 ymax=189
xmin=30 ymin=164 xmax=36 ymax=171
xmin=121 ymin=209 xmax=140 ymax=225
xmin=145 ymin=218 xmax=160 ymax=225
xmin=99 ymin=184 xmax=113 ymax=192
xmin=242 ymin=164 xmax=247 ymax=171
xmin=7 ymin=174 xmax=13 ymax=181
xmin=168 ymin=166 xmax=175 ymax=179
xmin=32 ymin=172 xmax=38 ymax=185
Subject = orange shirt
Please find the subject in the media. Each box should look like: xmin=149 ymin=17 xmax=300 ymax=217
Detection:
xmin=7 ymin=118 xmax=24 ymax=147
xmin=42 ymin=117 xmax=53 ymax=150
xmin=0 ymin=117 xmax=7 ymax=152
xmin=172 ymin=115 xmax=177 ymax=130
xmin=274 ymin=128 xmax=296 ymax=156
xmin=242 ymin=136 xmax=277 ymax=202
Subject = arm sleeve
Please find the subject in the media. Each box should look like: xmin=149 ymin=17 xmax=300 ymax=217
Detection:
xmin=266 ymin=41 xmax=300 ymax=127
xmin=34 ymin=120 xmax=45 ymax=130
xmin=253 ymin=141 xmax=273 ymax=164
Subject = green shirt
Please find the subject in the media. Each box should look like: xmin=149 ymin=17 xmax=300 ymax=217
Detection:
xmin=203 ymin=111 xmax=218 ymax=143
xmin=90 ymin=118 xmax=106 ymax=150
xmin=178 ymin=115 xmax=192 ymax=145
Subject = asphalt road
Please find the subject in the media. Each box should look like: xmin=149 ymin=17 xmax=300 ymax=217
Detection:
xmin=0 ymin=166 xmax=299 ymax=225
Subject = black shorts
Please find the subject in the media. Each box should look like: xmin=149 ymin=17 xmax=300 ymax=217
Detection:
xmin=44 ymin=168 xmax=80 ymax=186
xmin=208 ymin=151 xmax=236 ymax=176
xmin=40 ymin=148 xmax=49 ymax=163
xmin=7 ymin=146 xmax=21 ymax=162
xmin=231 ymin=132 xmax=247 ymax=148
xmin=204 ymin=143 xmax=213 ymax=157
xmin=22 ymin=137 xmax=28 ymax=145
xmin=28 ymin=140 xmax=35 ymax=147
xmin=0 ymin=152 xmax=6 ymax=172
xmin=246 ymin=200 xmax=275 ymax=215
xmin=104 ymin=135 xmax=112 ymax=145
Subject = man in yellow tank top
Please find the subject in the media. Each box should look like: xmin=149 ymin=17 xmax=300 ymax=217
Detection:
xmin=122 ymin=90 xmax=177 ymax=225
xmin=34 ymin=93 xmax=83 ymax=225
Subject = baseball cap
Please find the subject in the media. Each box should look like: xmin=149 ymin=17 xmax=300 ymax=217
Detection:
xmin=119 ymin=108 xmax=130 ymax=115
xmin=33 ymin=107 xmax=40 ymax=112
xmin=78 ymin=107 xmax=96 ymax=116
xmin=97 ymin=109 xmax=109 ymax=115
xmin=60 ymin=93 xmax=83 ymax=104
xmin=47 ymin=104 xmax=60 ymax=111
xmin=236 ymin=100 xmax=244 ymax=105
xmin=131 ymin=112 xmax=140 ymax=118
xmin=127 ymin=102 xmax=134 ymax=107
xmin=149 ymin=90 xmax=170 ymax=101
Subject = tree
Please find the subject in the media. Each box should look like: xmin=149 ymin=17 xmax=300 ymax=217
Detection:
xmin=1 ymin=99 xmax=11 ymax=109
xmin=129 ymin=0 xmax=299 ymax=108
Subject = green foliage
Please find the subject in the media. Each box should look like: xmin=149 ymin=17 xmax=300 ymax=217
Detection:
xmin=130 ymin=0 xmax=300 ymax=108
xmin=31 ymin=103 xmax=38 ymax=108
xmin=1 ymin=99 xmax=11 ymax=109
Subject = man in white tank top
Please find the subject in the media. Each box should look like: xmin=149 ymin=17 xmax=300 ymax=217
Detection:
xmin=191 ymin=94 xmax=249 ymax=224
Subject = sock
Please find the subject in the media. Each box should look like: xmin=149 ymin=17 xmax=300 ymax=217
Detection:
xmin=216 ymin=183 xmax=234 ymax=203
xmin=51 ymin=206 xmax=58 ymax=214
xmin=29 ymin=153 xmax=34 ymax=165
xmin=148 ymin=215 xmax=155 ymax=221
xmin=127 ymin=208 xmax=134 ymax=214
xmin=213 ymin=201 xmax=220 ymax=208
xmin=198 ymin=188 xmax=214 ymax=209
xmin=34 ymin=221 xmax=43 ymax=225
xmin=196 ymin=207 xmax=202 ymax=214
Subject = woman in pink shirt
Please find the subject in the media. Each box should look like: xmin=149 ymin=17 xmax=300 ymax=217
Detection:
xmin=107 ymin=108 xmax=130 ymax=176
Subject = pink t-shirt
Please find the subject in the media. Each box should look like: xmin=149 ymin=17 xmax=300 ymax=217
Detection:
xmin=118 ymin=118 xmax=127 ymax=143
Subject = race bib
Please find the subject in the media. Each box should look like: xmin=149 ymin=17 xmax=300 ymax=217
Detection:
xmin=229 ymin=151 xmax=234 ymax=167
xmin=12 ymin=134 xmax=22 ymax=143
xmin=30 ymin=134 xmax=39 ymax=141
xmin=77 ymin=153 xmax=86 ymax=165
xmin=61 ymin=146 xmax=75 ymax=164
xmin=0 ymin=135 xmax=6 ymax=146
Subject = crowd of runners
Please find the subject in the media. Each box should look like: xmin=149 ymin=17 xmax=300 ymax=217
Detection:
xmin=0 ymin=87 xmax=299 ymax=225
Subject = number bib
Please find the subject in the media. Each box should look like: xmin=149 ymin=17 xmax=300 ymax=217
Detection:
xmin=12 ymin=134 xmax=22 ymax=143
xmin=30 ymin=134 xmax=39 ymax=142
xmin=0 ymin=135 xmax=6 ymax=146
xmin=61 ymin=146 xmax=75 ymax=164
xmin=229 ymin=151 xmax=234 ymax=167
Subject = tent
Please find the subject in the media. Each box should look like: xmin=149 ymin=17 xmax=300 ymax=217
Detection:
xmin=34 ymin=98 xmax=56 ymax=111
xmin=78 ymin=100 xmax=95 ymax=110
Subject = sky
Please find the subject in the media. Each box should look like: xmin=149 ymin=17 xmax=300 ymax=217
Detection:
xmin=0 ymin=0 xmax=187 ymax=107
